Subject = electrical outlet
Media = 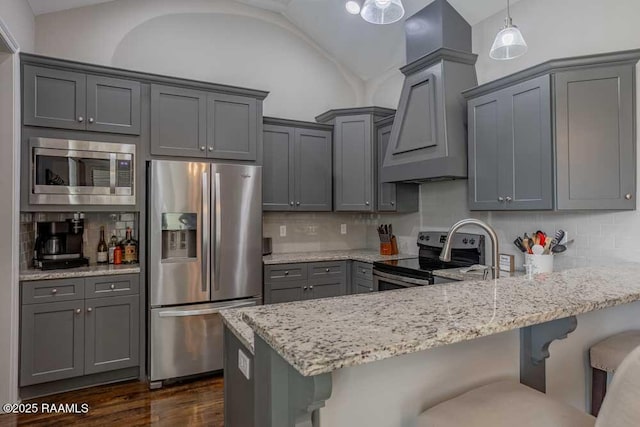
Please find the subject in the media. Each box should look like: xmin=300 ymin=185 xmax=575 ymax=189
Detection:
xmin=238 ymin=349 xmax=251 ymax=380
xmin=280 ymin=225 xmax=286 ymax=237
xmin=340 ymin=224 xmax=347 ymax=235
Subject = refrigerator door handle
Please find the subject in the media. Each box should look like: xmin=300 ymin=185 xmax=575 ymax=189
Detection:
xmin=158 ymin=300 xmax=258 ymax=317
xmin=213 ymin=172 xmax=222 ymax=291
xmin=202 ymin=171 xmax=210 ymax=294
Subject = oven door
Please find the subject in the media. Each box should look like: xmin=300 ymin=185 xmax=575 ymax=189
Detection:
xmin=373 ymin=269 xmax=433 ymax=291
xmin=30 ymin=138 xmax=135 ymax=205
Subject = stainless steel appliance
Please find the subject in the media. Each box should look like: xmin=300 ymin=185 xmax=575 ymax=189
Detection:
xmin=373 ymin=231 xmax=485 ymax=290
xmin=33 ymin=214 xmax=90 ymax=270
xmin=148 ymin=160 xmax=262 ymax=386
xmin=29 ymin=137 xmax=135 ymax=205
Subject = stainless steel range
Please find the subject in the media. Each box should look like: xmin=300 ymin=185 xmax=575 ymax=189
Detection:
xmin=373 ymin=231 xmax=485 ymax=290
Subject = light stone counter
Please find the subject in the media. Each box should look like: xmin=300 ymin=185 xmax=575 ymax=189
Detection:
xmin=433 ymin=267 xmax=525 ymax=281
xmin=220 ymin=308 xmax=255 ymax=354
xmin=242 ymin=265 xmax=640 ymax=376
xmin=263 ymin=250 xmax=416 ymax=265
xmin=20 ymin=264 xmax=141 ymax=281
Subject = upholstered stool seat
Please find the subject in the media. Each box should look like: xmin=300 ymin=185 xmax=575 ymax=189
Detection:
xmin=416 ymin=380 xmax=596 ymax=427
xmin=589 ymin=330 xmax=640 ymax=415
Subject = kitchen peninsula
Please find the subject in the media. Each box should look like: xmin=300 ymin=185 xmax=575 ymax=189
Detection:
xmin=222 ymin=265 xmax=640 ymax=427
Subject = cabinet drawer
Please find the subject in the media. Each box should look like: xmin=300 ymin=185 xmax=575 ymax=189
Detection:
xmin=353 ymin=278 xmax=374 ymax=294
xmin=85 ymin=274 xmax=139 ymax=298
xmin=353 ymin=261 xmax=373 ymax=280
xmin=264 ymin=264 xmax=307 ymax=283
xmin=22 ymin=278 xmax=85 ymax=304
xmin=308 ymin=261 xmax=346 ymax=281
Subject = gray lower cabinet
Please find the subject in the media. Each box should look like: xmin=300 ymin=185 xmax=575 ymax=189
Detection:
xmin=262 ymin=118 xmax=332 ymax=211
xmin=151 ymin=85 xmax=261 ymax=161
xmin=351 ymin=261 xmax=374 ymax=294
xmin=468 ymin=75 xmax=553 ymax=210
xmin=465 ymin=50 xmax=639 ymax=211
xmin=20 ymin=274 xmax=140 ymax=387
xmin=23 ymin=65 xmax=141 ymax=135
xmin=264 ymin=262 xmax=347 ymax=304
xmin=224 ymin=327 xmax=254 ymax=427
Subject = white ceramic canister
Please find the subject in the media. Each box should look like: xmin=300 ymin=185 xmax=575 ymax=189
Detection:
xmin=525 ymin=254 xmax=554 ymax=274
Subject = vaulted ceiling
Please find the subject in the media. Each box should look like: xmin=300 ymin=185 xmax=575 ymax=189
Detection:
xmin=27 ymin=0 xmax=522 ymax=80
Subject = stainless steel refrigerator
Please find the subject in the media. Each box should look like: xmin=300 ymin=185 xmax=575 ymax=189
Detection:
xmin=148 ymin=160 xmax=262 ymax=386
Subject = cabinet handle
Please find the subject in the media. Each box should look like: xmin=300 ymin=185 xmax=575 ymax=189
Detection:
xmin=200 ymin=146 xmax=206 ymax=151
xmin=77 ymin=116 xmax=84 ymax=123
xmin=325 ymin=268 xmax=330 ymax=272
xmin=303 ymin=286 xmax=308 ymax=291
xmin=290 ymin=201 xmax=294 ymax=206
xmin=497 ymin=196 xmax=504 ymax=202
xmin=76 ymin=308 xmax=81 ymax=314
xmin=309 ymin=285 xmax=314 ymax=290
xmin=390 ymin=201 xmax=395 ymax=206
xmin=506 ymin=196 xmax=513 ymax=202
xmin=87 ymin=307 xmax=93 ymax=312
xmin=296 ymin=202 xmax=300 ymax=206
xmin=625 ymin=193 xmax=633 ymax=200
xmin=51 ymin=288 xmax=57 ymax=294
xmin=208 ymin=147 xmax=213 ymax=152
xmin=88 ymin=117 xmax=94 ymax=124
xmin=365 ymin=201 xmax=370 ymax=206
xmin=284 ymin=271 xmax=289 ymax=276
xmin=110 ymin=284 xmax=116 ymax=290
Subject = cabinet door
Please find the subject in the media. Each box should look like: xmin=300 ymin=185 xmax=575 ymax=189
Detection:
xmin=84 ymin=295 xmax=139 ymax=375
xmin=266 ymin=285 xmax=305 ymax=304
xmin=309 ymin=282 xmax=345 ymax=300
xmin=20 ymin=300 xmax=84 ymax=386
xmin=263 ymin=124 xmax=295 ymax=211
xmin=86 ymin=75 xmax=141 ymax=135
xmin=23 ymin=65 xmax=86 ymax=130
xmin=502 ymin=75 xmax=553 ymax=210
xmin=295 ymin=128 xmax=332 ymax=211
xmin=334 ymin=114 xmax=374 ymax=211
xmin=555 ymin=65 xmax=636 ymax=210
xmin=376 ymin=122 xmax=397 ymax=211
xmin=207 ymin=93 xmax=258 ymax=161
xmin=150 ymin=85 xmax=207 ymax=157
xmin=468 ymin=91 xmax=509 ymax=210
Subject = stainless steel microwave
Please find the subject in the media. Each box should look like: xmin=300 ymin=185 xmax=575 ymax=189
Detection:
xmin=29 ymin=138 xmax=136 ymax=206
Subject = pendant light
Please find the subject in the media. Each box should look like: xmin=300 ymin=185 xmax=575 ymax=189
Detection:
xmin=490 ymin=0 xmax=527 ymax=60
xmin=345 ymin=0 xmax=362 ymax=15
xmin=360 ymin=0 xmax=405 ymax=25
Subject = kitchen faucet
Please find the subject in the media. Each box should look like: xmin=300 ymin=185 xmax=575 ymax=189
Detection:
xmin=440 ymin=218 xmax=500 ymax=279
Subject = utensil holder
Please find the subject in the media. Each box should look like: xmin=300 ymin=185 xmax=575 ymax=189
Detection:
xmin=380 ymin=242 xmax=393 ymax=255
xmin=525 ymin=254 xmax=554 ymax=274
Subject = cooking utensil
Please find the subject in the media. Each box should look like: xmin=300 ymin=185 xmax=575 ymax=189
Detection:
xmin=554 ymin=229 xmax=566 ymax=244
xmin=514 ymin=237 xmax=526 ymax=253
xmin=531 ymin=244 xmax=545 ymax=255
xmin=542 ymin=239 xmax=552 ymax=255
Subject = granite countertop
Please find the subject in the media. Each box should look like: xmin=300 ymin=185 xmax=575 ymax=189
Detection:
xmin=220 ymin=308 xmax=256 ymax=354
xmin=20 ymin=264 xmax=141 ymax=281
xmin=241 ymin=265 xmax=640 ymax=377
xmin=433 ymin=267 xmax=525 ymax=281
xmin=263 ymin=249 xmax=416 ymax=265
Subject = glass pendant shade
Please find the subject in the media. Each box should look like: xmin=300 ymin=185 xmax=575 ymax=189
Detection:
xmin=490 ymin=25 xmax=527 ymax=60
xmin=360 ymin=0 xmax=405 ymax=24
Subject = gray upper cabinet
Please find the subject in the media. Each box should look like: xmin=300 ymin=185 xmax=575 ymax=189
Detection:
xmin=555 ymin=65 xmax=635 ymax=210
xmin=262 ymin=118 xmax=332 ymax=212
xmin=207 ymin=93 xmax=258 ymax=161
xmin=150 ymin=85 xmax=207 ymax=158
xmin=23 ymin=65 xmax=140 ymax=135
xmin=23 ymin=65 xmax=86 ymax=131
xmin=468 ymin=75 xmax=552 ymax=210
xmin=316 ymin=107 xmax=395 ymax=212
xmin=84 ymin=295 xmax=139 ymax=375
xmin=375 ymin=116 xmax=419 ymax=213
xmin=465 ymin=49 xmax=640 ymax=211
xmin=86 ymin=75 xmax=141 ymax=135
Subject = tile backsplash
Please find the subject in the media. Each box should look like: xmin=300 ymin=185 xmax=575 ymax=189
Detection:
xmin=20 ymin=212 xmax=139 ymax=269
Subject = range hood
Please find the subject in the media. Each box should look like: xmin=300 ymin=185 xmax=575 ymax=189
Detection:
xmin=380 ymin=0 xmax=477 ymax=183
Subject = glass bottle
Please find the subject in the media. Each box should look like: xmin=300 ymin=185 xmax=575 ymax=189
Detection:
xmin=108 ymin=230 xmax=118 ymax=264
xmin=96 ymin=226 xmax=108 ymax=264
xmin=122 ymin=227 xmax=138 ymax=264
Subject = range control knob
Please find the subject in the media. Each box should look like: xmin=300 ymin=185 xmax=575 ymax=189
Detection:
xmin=425 ymin=235 xmax=430 ymax=241
xmin=470 ymin=238 xmax=476 ymax=245
xmin=462 ymin=238 xmax=469 ymax=244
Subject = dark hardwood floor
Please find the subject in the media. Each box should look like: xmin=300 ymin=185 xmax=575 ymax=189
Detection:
xmin=0 ymin=375 xmax=224 ymax=427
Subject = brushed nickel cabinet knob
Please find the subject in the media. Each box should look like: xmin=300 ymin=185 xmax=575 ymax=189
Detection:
xmin=498 ymin=196 xmax=504 ymax=202
xmin=625 ymin=193 xmax=633 ymax=200
xmin=325 ymin=268 xmax=330 ymax=272
xmin=365 ymin=201 xmax=370 ymax=206
xmin=290 ymin=201 xmax=294 ymax=206
xmin=200 ymin=146 xmax=205 ymax=151
xmin=110 ymin=284 xmax=115 ymax=290
xmin=87 ymin=307 xmax=93 ymax=312
xmin=309 ymin=285 xmax=314 ymax=290
xmin=208 ymin=147 xmax=213 ymax=152
xmin=506 ymin=196 xmax=513 ymax=202
xmin=78 ymin=116 xmax=84 ymax=122
xmin=296 ymin=202 xmax=300 ymax=206
xmin=51 ymin=288 xmax=57 ymax=294
xmin=76 ymin=308 xmax=81 ymax=314
xmin=88 ymin=117 xmax=94 ymax=124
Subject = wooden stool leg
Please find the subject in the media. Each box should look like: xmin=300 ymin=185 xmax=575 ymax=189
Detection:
xmin=591 ymin=368 xmax=607 ymax=416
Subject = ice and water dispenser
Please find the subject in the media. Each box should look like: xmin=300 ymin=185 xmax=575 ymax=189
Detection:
xmin=161 ymin=213 xmax=197 ymax=260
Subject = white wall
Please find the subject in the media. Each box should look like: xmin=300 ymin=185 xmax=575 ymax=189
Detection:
xmin=34 ymin=0 xmax=363 ymax=121
xmin=0 ymin=0 xmax=34 ymax=52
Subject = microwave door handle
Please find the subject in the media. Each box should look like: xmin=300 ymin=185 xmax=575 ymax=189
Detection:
xmin=202 ymin=171 xmax=210 ymax=294
xmin=109 ymin=153 xmax=116 ymax=194
xmin=213 ymin=172 xmax=221 ymax=292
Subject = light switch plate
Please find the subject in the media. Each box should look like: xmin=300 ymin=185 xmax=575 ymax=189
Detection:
xmin=341 ymin=224 xmax=347 ymax=235
xmin=280 ymin=225 xmax=286 ymax=237
xmin=238 ymin=349 xmax=251 ymax=380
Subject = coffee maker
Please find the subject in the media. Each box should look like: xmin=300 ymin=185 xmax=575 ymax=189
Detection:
xmin=33 ymin=213 xmax=90 ymax=270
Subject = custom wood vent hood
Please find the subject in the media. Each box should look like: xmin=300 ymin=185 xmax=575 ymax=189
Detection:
xmin=380 ymin=0 xmax=478 ymax=183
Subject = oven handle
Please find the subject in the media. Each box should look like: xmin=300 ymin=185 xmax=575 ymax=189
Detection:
xmin=373 ymin=269 xmax=433 ymax=286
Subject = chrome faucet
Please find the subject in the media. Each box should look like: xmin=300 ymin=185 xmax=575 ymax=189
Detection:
xmin=440 ymin=218 xmax=500 ymax=279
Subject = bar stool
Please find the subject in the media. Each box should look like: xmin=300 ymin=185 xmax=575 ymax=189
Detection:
xmin=589 ymin=330 xmax=640 ymax=416
xmin=416 ymin=344 xmax=640 ymax=427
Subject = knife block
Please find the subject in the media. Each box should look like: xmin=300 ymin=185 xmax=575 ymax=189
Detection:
xmin=380 ymin=237 xmax=399 ymax=256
